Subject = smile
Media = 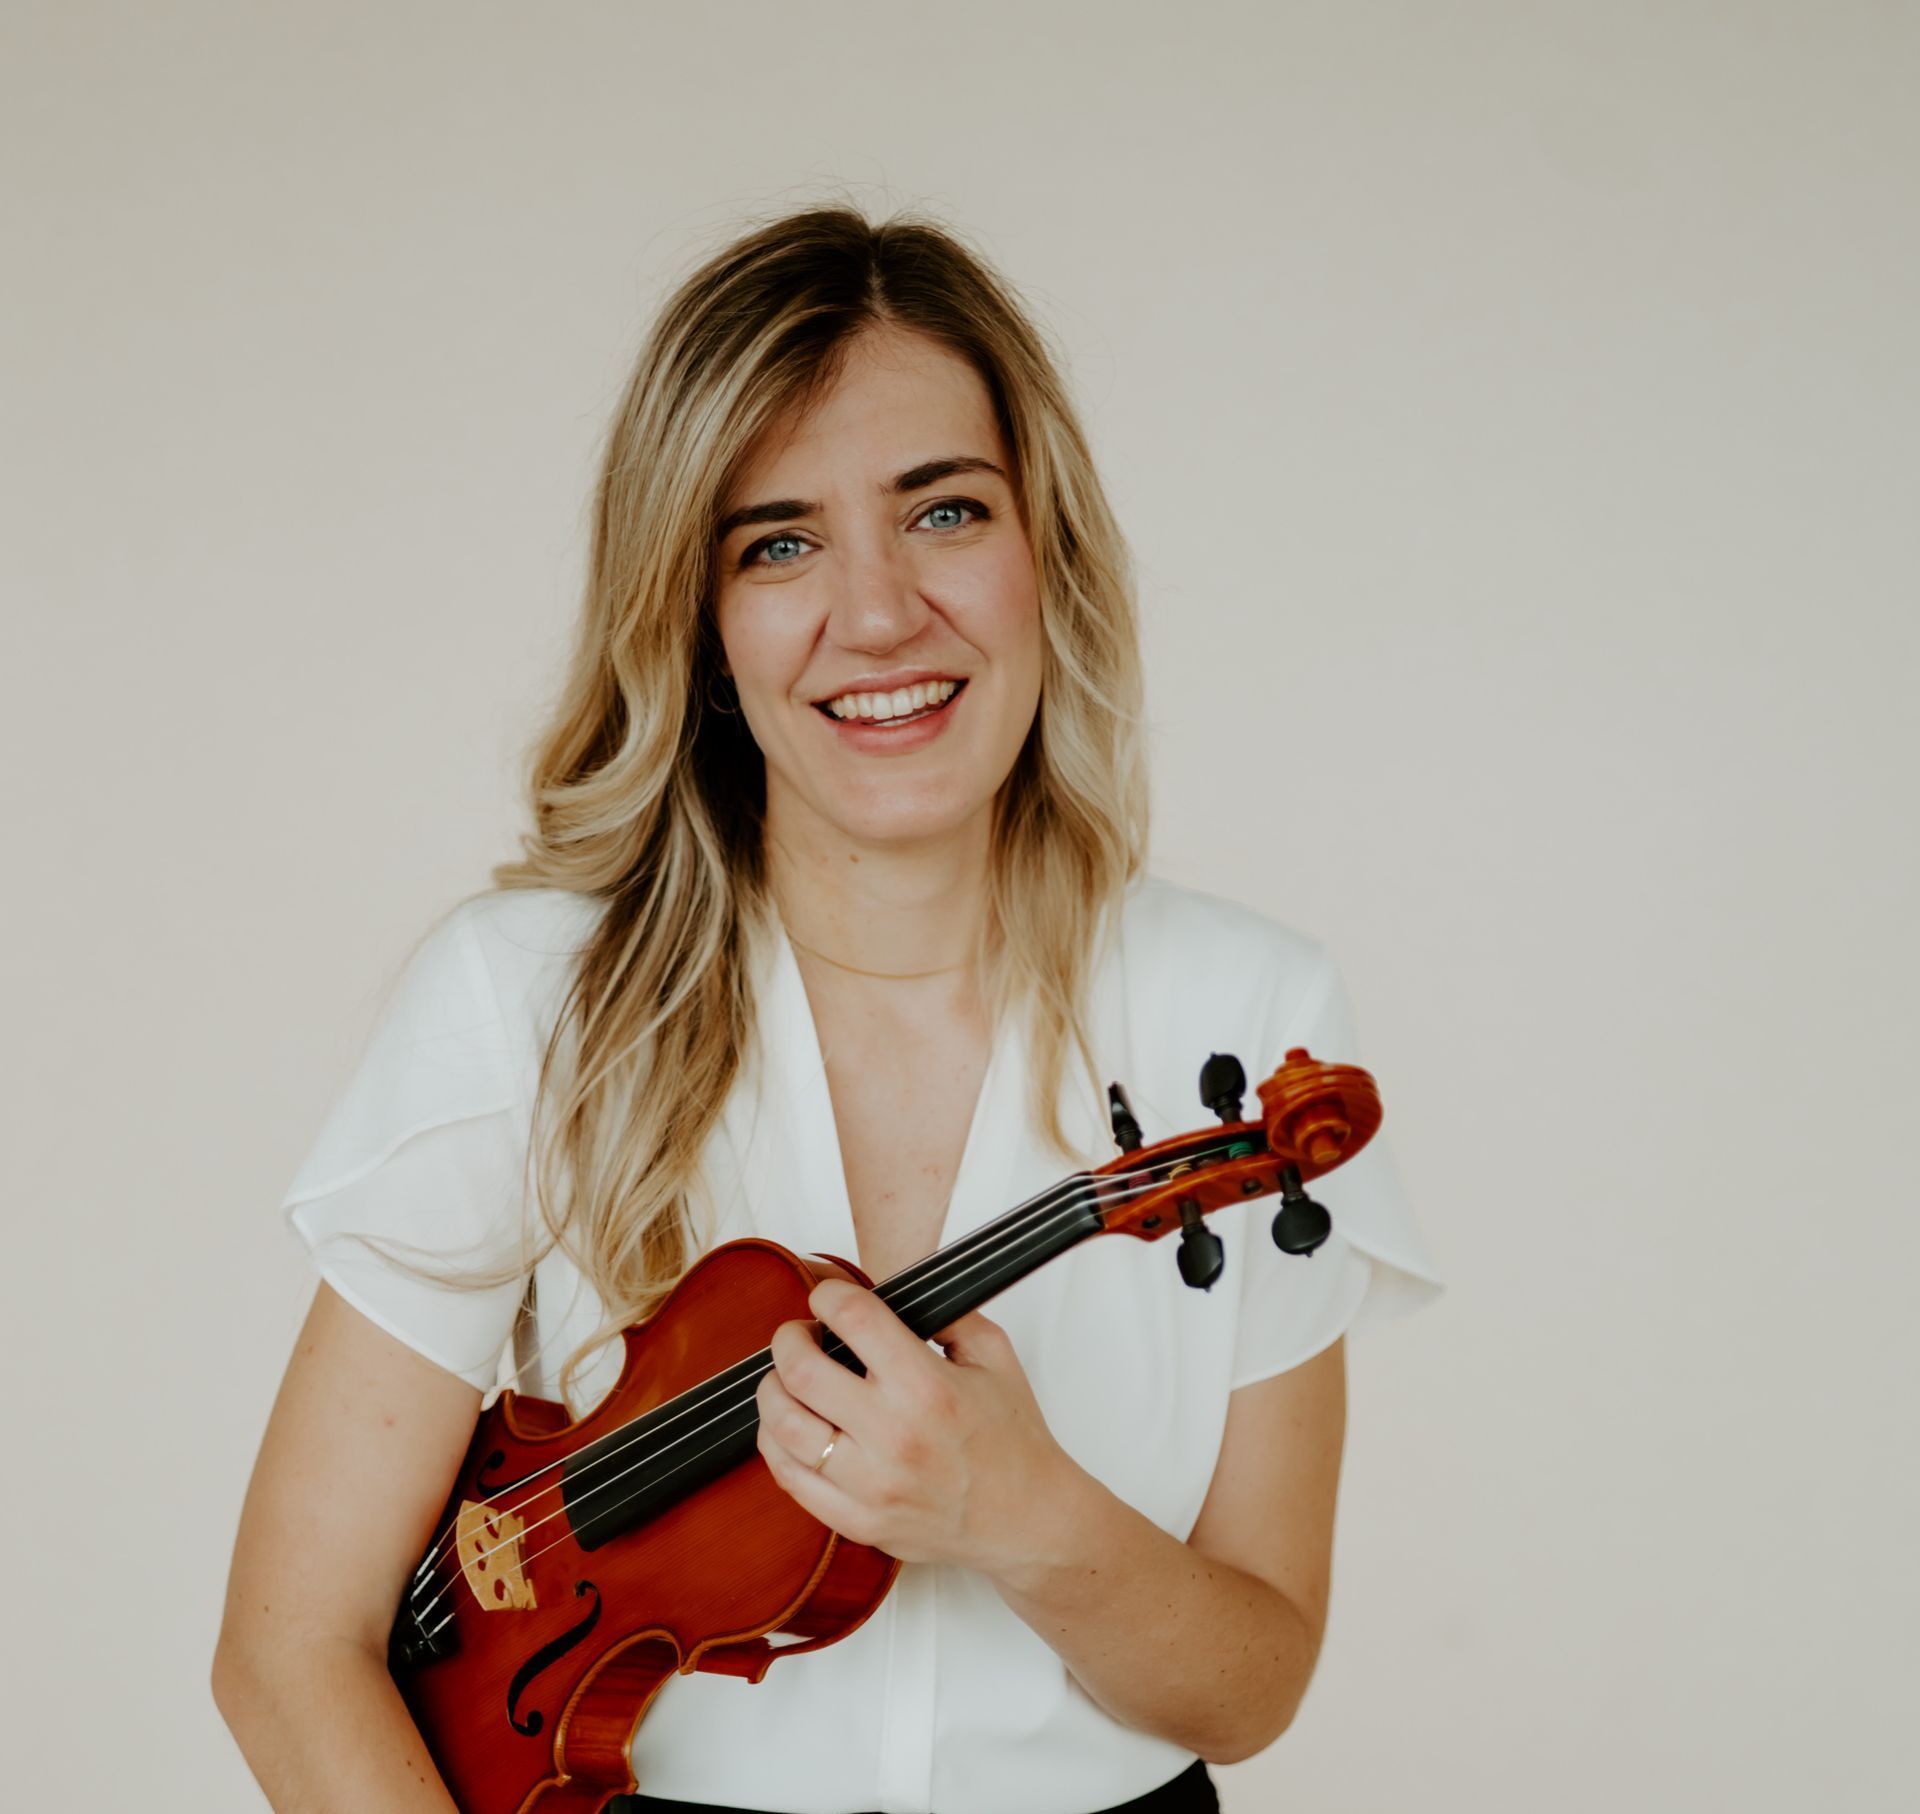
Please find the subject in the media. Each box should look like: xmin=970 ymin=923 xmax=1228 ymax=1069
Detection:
xmin=810 ymin=675 xmax=967 ymax=748
xmin=815 ymin=678 xmax=965 ymax=725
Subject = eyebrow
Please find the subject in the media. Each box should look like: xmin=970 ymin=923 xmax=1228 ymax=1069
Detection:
xmin=713 ymin=455 xmax=1009 ymax=543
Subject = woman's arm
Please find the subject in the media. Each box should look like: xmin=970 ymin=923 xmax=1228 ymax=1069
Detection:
xmin=988 ymin=1338 xmax=1346 ymax=1766
xmin=757 ymin=1280 xmax=1347 ymax=1767
xmin=212 ymin=1282 xmax=485 ymax=1811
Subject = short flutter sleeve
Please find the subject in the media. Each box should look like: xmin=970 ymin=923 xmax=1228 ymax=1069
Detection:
xmin=279 ymin=900 xmax=534 ymax=1391
xmin=1229 ymin=949 xmax=1445 ymax=1390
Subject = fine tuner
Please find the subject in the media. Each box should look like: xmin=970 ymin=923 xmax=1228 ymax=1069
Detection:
xmin=1103 ymin=1047 xmax=1368 ymax=1291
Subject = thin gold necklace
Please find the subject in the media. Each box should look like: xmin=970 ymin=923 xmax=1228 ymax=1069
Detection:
xmin=784 ymin=929 xmax=972 ymax=981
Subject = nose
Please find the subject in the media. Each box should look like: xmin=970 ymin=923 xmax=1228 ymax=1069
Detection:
xmin=825 ymin=527 xmax=934 ymax=655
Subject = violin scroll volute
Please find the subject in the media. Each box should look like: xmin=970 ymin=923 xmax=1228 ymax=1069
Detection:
xmin=1255 ymin=1045 xmax=1384 ymax=1179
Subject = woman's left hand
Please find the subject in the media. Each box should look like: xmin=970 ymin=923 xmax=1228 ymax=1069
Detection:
xmin=756 ymin=1276 xmax=1075 ymax=1575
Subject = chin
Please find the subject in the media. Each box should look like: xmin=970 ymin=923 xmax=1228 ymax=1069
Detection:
xmin=821 ymin=773 xmax=994 ymax=848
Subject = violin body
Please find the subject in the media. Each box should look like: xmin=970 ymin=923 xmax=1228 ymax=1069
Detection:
xmin=392 ymin=1238 xmax=901 ymax=1813
xmin=386 ymin=1043 xmax=1382 ymax=1811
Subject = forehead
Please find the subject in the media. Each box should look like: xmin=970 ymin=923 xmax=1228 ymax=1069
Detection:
xmin=728 ymin=331 xmax=1004 ymax=492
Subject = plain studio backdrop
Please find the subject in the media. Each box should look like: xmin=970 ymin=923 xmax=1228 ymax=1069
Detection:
xmin=4 ymin=3 xmax=1914 ymax=1807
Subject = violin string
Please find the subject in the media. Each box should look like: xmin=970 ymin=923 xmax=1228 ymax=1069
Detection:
xmin=410 ymin=1145 xmax=1251 ymax=1632
xmin=407 ymin=1147 xmax=1250 ymax=1630
xmin=403 ymin=1159 xmax=1118 ymax=1598
xmin=415 ymin=1161 xmax=1202 ymax=1636
xmin=406 ymin=1161 xmax=1174 ymax=1624
xmin=403 ymin=1147 xmax=1177 ymax=1597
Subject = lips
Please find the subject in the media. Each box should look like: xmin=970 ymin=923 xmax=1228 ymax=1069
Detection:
xmin=809 ymin=666 xmax=968 ymax=703
xmin=810 ymin=679 xmax=967 ymax=721
xmin=811 ymin=675 xmax=968 ymax=749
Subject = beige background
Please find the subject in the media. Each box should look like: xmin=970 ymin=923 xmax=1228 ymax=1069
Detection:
xmin=5 ymin=2 xmax=1915 ymax=1807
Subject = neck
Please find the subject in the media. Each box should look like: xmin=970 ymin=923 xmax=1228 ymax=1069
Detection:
xmin=762 ymin=785 xmax=993 ymax=977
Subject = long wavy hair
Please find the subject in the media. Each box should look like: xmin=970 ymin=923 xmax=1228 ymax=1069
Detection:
xmin=432 ymin=201 xmax=1147 ymax=1408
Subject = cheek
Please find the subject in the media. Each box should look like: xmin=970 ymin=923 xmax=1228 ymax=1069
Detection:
xmin=953 ymin=540 xmax=1043 ymax=668
xmin=716 ymin=592 xmax=813 ymax=701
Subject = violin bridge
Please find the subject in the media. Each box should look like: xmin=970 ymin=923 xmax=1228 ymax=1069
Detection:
xmin=455 ymin=1497 xmax=538 ymax=1612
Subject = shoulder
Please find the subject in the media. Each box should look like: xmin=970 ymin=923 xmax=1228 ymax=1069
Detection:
xmin=1103 ymin=872 xmax=1340 ymax=1063
xmin=434 ymin=885 xmax=611 ymax=1042
xmin=457 ymin=884 xmax=609 ymax=962
xmin=1117 ymin=872 xmax=1330 ymax=999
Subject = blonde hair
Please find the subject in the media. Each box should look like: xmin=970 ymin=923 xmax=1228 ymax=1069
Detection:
xmin=440 ymin=201 xmax=1147 ymax=1408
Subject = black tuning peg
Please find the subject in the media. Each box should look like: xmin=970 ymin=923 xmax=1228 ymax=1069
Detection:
xmin=1199 ymin=1052 xmax=1246 ymax=1123
xmin=1107 ymin=1081 xmax=1143 ymax=1153
xmin=1177 ymin=1199 xmax=1225 ymax=1291
xmin=1270 ymin=1162 xmax=1332 ymax=1256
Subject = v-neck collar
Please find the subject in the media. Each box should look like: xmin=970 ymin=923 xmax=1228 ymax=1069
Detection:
xmin=758 ymin=916 xmax=1028 ymax=1287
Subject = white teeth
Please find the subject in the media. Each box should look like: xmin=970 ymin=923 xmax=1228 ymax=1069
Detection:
xmin=823 ymin=679 xmax=959 ymax=722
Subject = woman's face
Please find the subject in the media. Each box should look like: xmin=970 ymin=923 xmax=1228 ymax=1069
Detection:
xmin=711 ymin=326 xmax=1043 ymax=851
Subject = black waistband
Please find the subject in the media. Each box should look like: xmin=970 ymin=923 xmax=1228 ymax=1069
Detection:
xmin=606 ymin=1755 xmax=1218 ymax=1814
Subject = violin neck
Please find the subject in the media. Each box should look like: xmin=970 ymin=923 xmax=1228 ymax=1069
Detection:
xmin=866 ymin=1174 xmax=1108 ymax=1341
xmin=551 ymin=1175 xmax=1113 ymax=1555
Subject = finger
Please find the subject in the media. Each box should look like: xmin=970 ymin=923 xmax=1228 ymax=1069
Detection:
xmin=809 ymin=1278 xmax=941 ymax=1386
xmin=770 ymin=1314 xmax=874 ymax=1437
xmin=759 ymin=1368 xmax=887 ymax=1504
xmin=757 ymin=1411 xmax=879 ymax=1548
xmin=757 ymin=1364 xmax=841 ymax=1469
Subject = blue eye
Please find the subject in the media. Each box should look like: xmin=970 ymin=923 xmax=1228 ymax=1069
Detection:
xmin=737 ymin=529 xmax=815 ymax=570
xmin=919 ymin=498 xmax=990 ymax=533
xmin=737 ymin=498 xmax=990 ymax=570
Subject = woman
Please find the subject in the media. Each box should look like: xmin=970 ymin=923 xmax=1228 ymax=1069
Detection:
xmin=212 ymin=204 xmax=1444 ymax=1814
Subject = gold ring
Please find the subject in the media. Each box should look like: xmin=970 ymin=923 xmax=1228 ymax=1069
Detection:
xmin=809 ymin=1430 xmax=838 ymax=1470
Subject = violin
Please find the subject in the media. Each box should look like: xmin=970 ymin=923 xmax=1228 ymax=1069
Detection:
xmin=387 ymin=1046 xmax=1382 ymax=1812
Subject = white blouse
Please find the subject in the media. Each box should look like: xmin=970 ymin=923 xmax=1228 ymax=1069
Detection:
xmin=281 ymin=874 xmax=1444 ymax=1814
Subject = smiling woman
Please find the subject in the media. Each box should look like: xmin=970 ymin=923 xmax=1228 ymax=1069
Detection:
xmin=713 ymin=328 xmax=1044 ymax=850
xmin=213 ymin=203 xmax=1443 ymax=1814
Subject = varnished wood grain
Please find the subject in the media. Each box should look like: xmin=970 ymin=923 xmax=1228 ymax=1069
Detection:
xmin=392 ymin=1238 xmax=902 ymax=1814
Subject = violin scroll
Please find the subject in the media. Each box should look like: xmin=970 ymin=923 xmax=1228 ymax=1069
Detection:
xmin=1094 ymin=1045 xmax=1385 ymax=1282
xmin=1257 ymin=1045 xmax=1381 ymax=1173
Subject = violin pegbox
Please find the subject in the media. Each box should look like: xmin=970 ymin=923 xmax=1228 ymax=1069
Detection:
xmin=1095 ymin=1046 xmax=1383 ymax=1286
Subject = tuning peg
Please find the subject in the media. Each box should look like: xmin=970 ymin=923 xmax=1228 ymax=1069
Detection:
xmin=1270 ymin=1162 xmax=1332 ymax=1256
xmin=1176 ymin=1199 xmax=1225 ymax=1291
xmin=1199 ymin=1052 xmax=1246 ymax=1124
xmin=1107 ymin=1081 xmax=1143 ymax=1153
